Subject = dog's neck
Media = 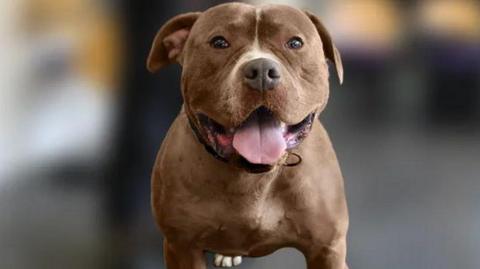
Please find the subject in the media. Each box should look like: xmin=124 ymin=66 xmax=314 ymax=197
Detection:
xmin=183 ymin=116 xmax=284 ymax=197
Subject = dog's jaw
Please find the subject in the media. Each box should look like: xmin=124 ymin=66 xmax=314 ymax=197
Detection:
xmin=195 ymin=106 xmax=315 ymax=171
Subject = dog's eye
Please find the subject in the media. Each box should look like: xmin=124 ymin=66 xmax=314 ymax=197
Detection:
xmin=210 ymin=36 xmax=230 ymax=49
xmin=286 ymin=37 xmax=304 ymax=49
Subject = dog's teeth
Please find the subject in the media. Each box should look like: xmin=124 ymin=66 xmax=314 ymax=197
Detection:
xmin=229 ymin=128 xmax=235 ymax=133
xmin=222 ymin=256 xmax=232 ymax=267
xmin=233 ymin=256 xmax=242 ymax=266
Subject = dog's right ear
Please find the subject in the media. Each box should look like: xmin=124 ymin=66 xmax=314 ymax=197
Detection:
xmin=147 ymin=12 xmax=201 ymax=73
xmin=305 ymin=11 xmax=344 ymax=85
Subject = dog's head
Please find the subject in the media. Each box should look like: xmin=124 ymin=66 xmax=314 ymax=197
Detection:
xmin=147 ymin=3 xmax=343 ymax=173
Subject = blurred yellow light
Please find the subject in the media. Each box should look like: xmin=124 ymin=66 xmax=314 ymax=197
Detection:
xmin=326 ymin=0 xmax=403 ymax=50
xmin=418 ymin=0 xmax=480 ymax=41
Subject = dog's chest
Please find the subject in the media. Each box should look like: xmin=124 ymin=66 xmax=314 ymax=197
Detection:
xmin=172 ymin=194 xmax=288 ymax=254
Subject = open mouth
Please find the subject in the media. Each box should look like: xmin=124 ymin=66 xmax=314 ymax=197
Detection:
xmin=196 ymin=106 xmax=315 ymax=170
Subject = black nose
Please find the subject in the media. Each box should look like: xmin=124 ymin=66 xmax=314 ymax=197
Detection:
xmin=243 ymin=58 xmax=281 ymax=91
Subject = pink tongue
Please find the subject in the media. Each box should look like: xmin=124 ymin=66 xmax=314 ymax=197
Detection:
xmin=233 ymin=118 xmax=286 ymax=165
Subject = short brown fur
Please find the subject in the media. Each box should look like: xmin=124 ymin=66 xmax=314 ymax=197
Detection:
xmin=148 ymin=3 xmax=349 ymax=269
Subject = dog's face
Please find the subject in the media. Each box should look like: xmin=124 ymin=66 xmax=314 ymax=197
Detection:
xmin=148 ymin=3 xmax=343 ymax=172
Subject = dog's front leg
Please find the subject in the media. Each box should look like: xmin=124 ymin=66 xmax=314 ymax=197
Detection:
xmin=304 ymin=239 xmax=348 ymax=269
xmin=164 ymin=239 xmax=206 ymax=269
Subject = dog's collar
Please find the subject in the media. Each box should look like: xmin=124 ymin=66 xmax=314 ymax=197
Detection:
xmin=187 ymin=116 xmax=229 ymax=163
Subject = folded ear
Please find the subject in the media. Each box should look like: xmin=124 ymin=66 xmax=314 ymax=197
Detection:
xmin=305 ymin=11 xmax=344 ymax=85
xmin=147 ymin=12 xmax=201 ymax=73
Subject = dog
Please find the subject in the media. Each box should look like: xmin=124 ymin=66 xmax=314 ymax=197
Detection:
xmin=148 ymin=3 xmax=348 ymax=269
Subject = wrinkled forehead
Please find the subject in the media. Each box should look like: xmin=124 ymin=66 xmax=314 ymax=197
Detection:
xmin=192 ymin=3 xmax=256 ymax=40
xmin=191 ymin=3 xmax=317 ymax=42
xmin=258 ymin=5 xmax=318 ymax=39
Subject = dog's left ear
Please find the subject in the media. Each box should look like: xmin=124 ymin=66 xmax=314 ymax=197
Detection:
xmin=147 ymin=12 xmax=202 ymax=73
xmin=305 ymin=11 xmax=343 ymax=85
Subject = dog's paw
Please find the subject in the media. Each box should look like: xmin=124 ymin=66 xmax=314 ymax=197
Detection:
xmin=214 ymin=253 xmax=242 ymax=267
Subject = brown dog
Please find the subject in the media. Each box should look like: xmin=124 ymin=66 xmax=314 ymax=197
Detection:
xmin=148 ymin=3 xmax=348 ymax=269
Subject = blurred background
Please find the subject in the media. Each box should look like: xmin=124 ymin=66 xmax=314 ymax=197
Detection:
xmin=0 ymin=0 xmax=479 ymax=268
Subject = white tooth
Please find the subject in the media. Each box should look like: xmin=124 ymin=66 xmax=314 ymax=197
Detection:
xmin=214 ymin=254 xmax=223 ymax=266
xmin=222 ymin=256 xmax=232 ymax=267
xmin=233 ymin=256 xmax=242 ymax=266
